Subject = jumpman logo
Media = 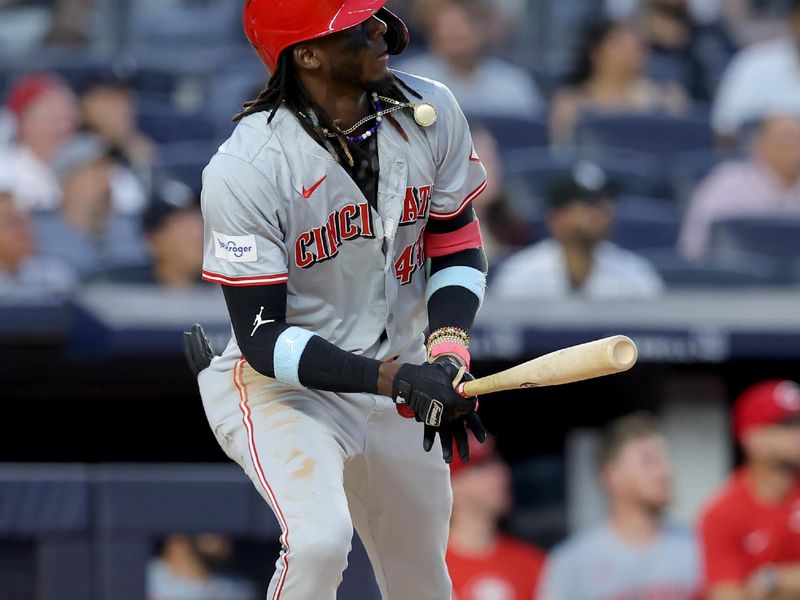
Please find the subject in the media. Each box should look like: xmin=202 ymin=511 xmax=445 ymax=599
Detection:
xmin=251 ymin=306 xmax=275 ymax=336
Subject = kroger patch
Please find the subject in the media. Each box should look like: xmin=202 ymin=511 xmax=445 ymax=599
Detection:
xmin=213 ymin=232 xmax=258 ymax=263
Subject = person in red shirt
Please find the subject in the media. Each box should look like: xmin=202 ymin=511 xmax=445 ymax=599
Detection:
xmin=700 ymin=379 xmax=800 ymax=600
xmin=446 ymin=435 xmax=546 ymax=600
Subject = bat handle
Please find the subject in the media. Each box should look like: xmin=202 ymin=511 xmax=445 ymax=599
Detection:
xmin=455 ymin=382 xmax=469 ymax=398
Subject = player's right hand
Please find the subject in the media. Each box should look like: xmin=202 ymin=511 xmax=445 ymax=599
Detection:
xmin=391 ymin=362 xmax=476 ymax=427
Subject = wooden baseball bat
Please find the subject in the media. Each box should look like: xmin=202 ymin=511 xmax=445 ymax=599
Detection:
xmin=457 ymin=335 xmax=638 ymax=397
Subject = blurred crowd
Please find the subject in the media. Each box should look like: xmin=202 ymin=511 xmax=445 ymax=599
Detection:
xmin=446 ymin=380 xmax=800 ymax=600
xmin=144 ymin=382 xmax=800 ymax=600
xmin=2 ymin=0 xmax=800 ymax=300
xmin=1 ymin=1 xmax=800 ymax=599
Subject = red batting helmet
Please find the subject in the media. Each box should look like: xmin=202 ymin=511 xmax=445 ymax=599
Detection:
xmin=244 ymin=0 xmax=410 ymax=72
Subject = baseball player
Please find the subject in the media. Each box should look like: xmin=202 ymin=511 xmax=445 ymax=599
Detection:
xmin=183 ymin=1 xmax=489 ymax=598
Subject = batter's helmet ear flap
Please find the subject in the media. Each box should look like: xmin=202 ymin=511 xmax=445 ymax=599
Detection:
xmin=377 ymin=8 xmax=409 ymax=56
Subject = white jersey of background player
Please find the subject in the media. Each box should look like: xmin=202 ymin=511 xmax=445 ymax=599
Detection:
xmin=192 ymin=2 xmax=489 ymax=599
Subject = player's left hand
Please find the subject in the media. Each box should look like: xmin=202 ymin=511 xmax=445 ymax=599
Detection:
xmin=182 ymin=323 xmax=215 ymax=377
xmin=423 ymin=356 xmax=486 ymax=464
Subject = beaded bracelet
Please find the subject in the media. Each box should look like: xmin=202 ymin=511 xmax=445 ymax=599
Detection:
xmin=426 ymin=327 xmax=470 ymax=367
xmin=426 ymin=326 xmax=469 ymax=351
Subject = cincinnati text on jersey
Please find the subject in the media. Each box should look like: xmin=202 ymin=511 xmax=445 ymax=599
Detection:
xmin=294 ymin=185 xmax=433 ymax=270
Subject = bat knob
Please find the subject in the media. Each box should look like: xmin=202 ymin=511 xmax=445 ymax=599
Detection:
xmin=395 ymin=405 xmax=415 ymax=419
xmin=455 ymin=382 xmax=468 ymax=398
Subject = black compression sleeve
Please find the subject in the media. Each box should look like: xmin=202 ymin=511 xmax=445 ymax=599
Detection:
xmin=298 ymin=337 xmax=381 ymax=393
xmin=222 ymin=285 xmax=381 ymax=393
xmin=223 ymin=283 xmax=289 ymax=377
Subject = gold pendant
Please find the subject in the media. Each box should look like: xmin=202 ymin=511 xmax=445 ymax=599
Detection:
xmin=413 ymin=103 xmax=438 ymax=127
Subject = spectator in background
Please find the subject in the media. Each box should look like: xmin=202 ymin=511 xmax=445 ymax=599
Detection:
xmin=0 ymin=187 xmax=76 ymax=296
xmin=722 ymin=0 xmax=794 ymax=46
xmin=469 ymin=126 xmax=528 ymax=262
xmin=550 ymin=20 xmax=689 ymax=145
xmin=147 ymin=534 xmax=256 ymax=600
xmin=0 ymin=73 xmax=78 ymax=211
xmin=679 ymin=115 xmax=800 ymax=260
xmin=43 ymin=0 xmax=93 ymax=47
xmin=396 ymin=0 xmax=545 ymax=118
xmin=78 ymin=66 xmax=157 ymax=174
xmin=539 ymin=413 xmax=700 ymax=600
xmin=447 ymin=435 xmax=546 ymax=600
xmin=712 ymin=0 xmax=800 ymax=141
xmin=35 ymin=135 xmax=148 ymax=279
xmin=699 ymin=380 xmax=800 ymax=600
xmin=95 ymin=180 xmax=204 ymax=288
xmin=492 ymin=163 xmax=664 ymax=300
xmin=636 ymin=0 xmax=735 ymax=102
xmin=77 ymin=66 xmax=155 ymax=216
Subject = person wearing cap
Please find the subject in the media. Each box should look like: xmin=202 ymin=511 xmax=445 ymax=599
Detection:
xmin=34 ymin=134 xmax=148 ymax=278
xmin=539 ymin=412 xmax=700 ymax=600
xmin=95 ymin=180 xmax=204 ymax=288
xmin=446 ymin=435 xmax=546 ymax=600
xmin=491 ymin=163 xmax=664 ymax=300
xmin=699 ymin=380 xmax=800 ymax=600
xmin=0 ymin=186 xmax=77 ymax=297
xmin=0 ymin=72 xmax=78 ymax=212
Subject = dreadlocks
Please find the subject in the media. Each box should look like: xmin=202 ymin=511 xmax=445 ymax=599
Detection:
xmin=234 ymin=49 xmax=422 ymax=162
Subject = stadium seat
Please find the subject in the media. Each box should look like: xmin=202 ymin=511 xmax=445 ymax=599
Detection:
xmin=504 ymin=147 xmax=665 ymax=215
xmin=642 ymin=249 xmax=782 ymax=289
xmin=613 ymin=197 xmax=681 ymax=251
xmin=468 ymin=115 xmax=549 ymax=152
xmin=155 ymin=140 xmax=220 ymax=194
xmin=574 ymin=112 xmax=714 ymax=161
xmin=127 ymin=0 xmax=243 ymax=49
xmin=709 ymin=216 xmax=800 ymax=261
xmin=137 ymin=101 xmax=215 ymax=145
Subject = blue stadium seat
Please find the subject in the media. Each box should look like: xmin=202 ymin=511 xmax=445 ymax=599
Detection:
xmin=709 ymin=216 xmax=800 ymax=261
xmin=574 ymin=112 xmax=713 ymax=160
xmin=613 ymin=197 xmax=681 ymax=251
xmin=137 ymin=101 xmax=215 ymax=145
xmin=468 ymin=115 xmax=549 ymax=152
xmin=504 ymin=147 xmax=665 ymax=213
xmin=127 ymin=0 xmax=243 ymax=49
xmin=642 ymin=249 xmax=782 ymax=289
xmin=155 ymin=140 xmax=219 ymax=194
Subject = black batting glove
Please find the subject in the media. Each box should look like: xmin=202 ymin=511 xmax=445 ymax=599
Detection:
xmin=422 ymin=360 xmax=486 ymax=463
xmin=391 ymin=362 xmax=475 ymax=427
xmin=182 ymin=324 xmax=215 ymax=377
xmin=424 ymin=414 xmax=487 ymax=464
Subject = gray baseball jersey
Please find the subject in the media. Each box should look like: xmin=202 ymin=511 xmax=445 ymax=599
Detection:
xmin=197 ymin=71 xmax=487 ymax=599
xmin=201 ymin=71 xmax=487 ymax=371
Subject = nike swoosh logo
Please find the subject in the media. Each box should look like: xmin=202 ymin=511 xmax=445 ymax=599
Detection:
xmin=302 ymin=175 xmax=328 ymax=199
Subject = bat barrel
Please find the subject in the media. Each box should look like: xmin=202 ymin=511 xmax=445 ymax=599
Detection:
xmin=607 ymin=335 xmax=638 ymax=370
xmin=458 ymin=335 xmax=638 ymax=397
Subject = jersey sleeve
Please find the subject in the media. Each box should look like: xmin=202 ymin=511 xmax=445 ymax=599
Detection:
xmin=429 ymin=84 xmax=488 ymax=220
xmin=700 ymin=503 xmax=747 ymax=586
xmin=200 ymin=153 xmax=289 ymax=287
